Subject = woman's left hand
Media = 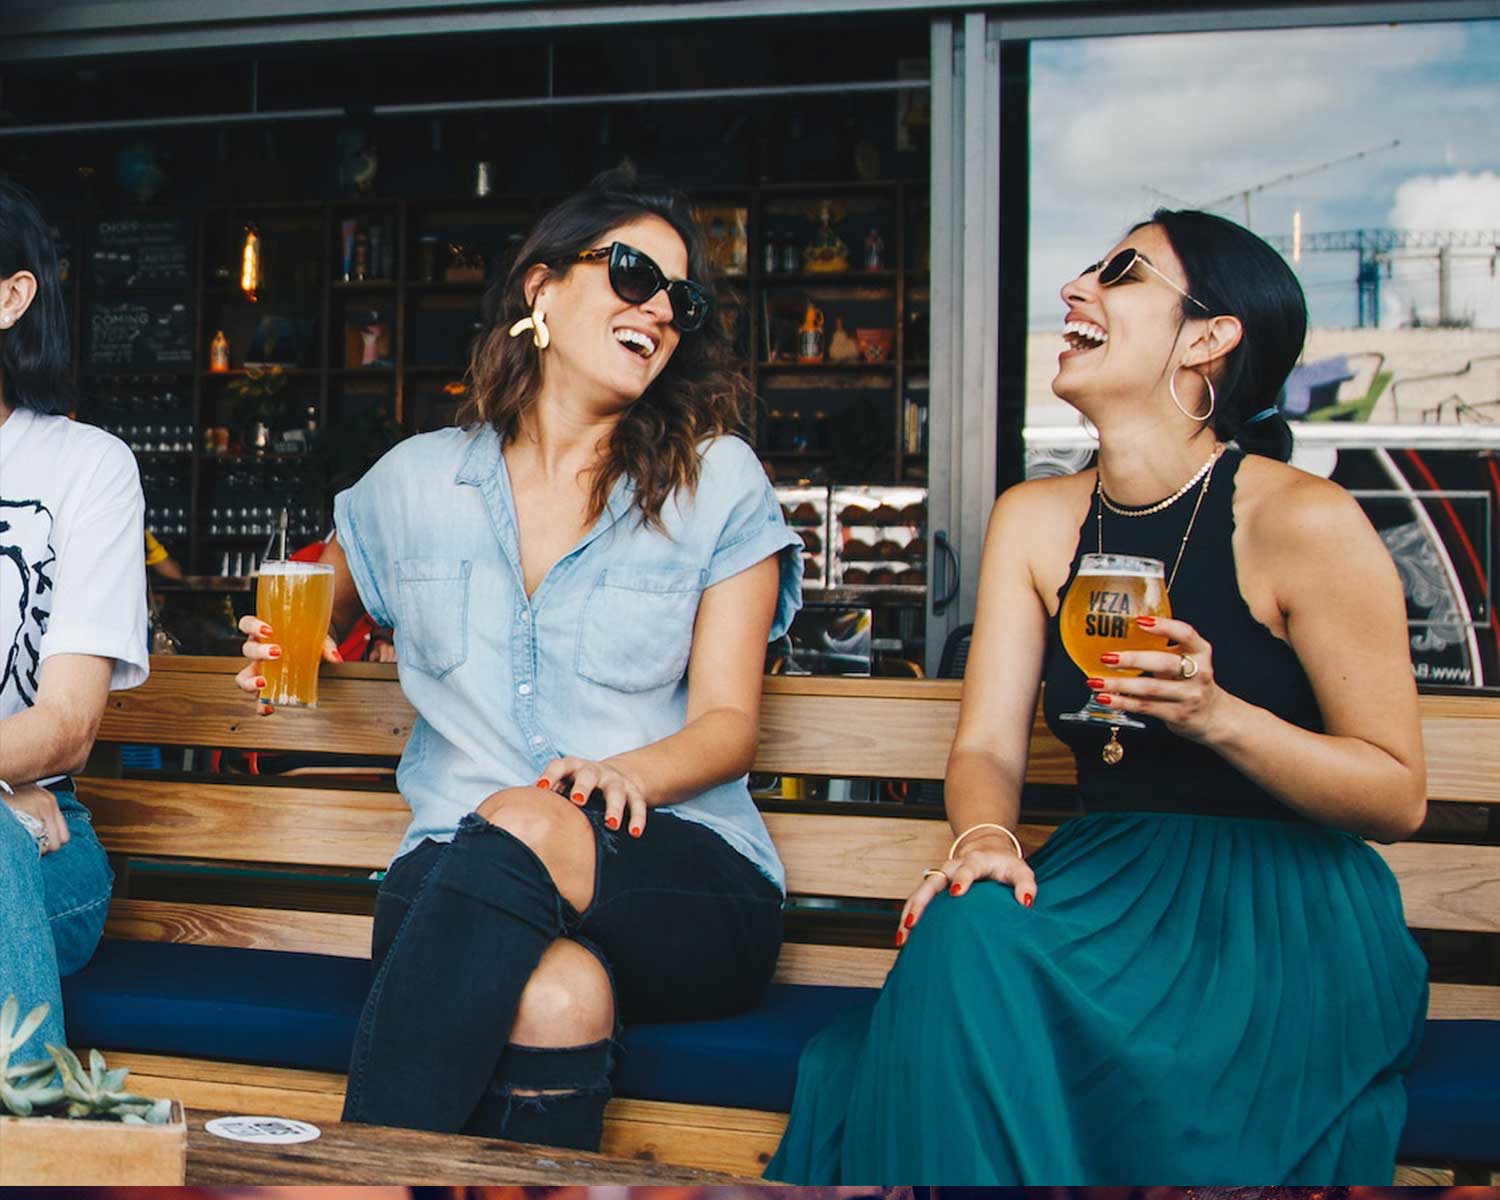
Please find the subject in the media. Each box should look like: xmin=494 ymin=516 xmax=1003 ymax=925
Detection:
xmin=539 ymin=756 xmax=650 ymax=839
xmin=1090 ymin=615 xmax=1228 ymax=742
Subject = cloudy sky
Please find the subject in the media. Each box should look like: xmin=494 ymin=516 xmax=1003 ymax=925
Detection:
xmin=1029 ymin=16 xmax=1500 ymax=330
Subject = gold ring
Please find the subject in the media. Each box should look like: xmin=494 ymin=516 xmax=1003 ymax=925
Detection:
xmin=1179 ymin=655 xmax=1200 ymax=680
xmin=921 ymin=867 xmax=951 ymax=884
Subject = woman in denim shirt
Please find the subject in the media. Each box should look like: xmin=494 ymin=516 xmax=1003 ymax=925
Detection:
xmin=238 ymin=166 xmax=801 ymax=1149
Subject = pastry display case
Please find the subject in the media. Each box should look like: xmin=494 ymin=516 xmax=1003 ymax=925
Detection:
xmin=831 ymin=484 xmax=927 ymax=591
xmin=775 ymin=483 xmax=829 ymax=591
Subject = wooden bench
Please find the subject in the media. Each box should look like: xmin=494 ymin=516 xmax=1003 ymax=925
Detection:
xmin=73 ymin=656 xmax=1499 ymax=1182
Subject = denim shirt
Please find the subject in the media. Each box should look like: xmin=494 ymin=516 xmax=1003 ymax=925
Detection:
xmin=334 ymin=426 xmax=802 ymax=890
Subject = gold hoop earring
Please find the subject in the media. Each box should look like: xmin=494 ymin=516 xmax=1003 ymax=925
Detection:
xmin=1169 ymin=364 xmax=1215 ymax=422
xmin=508 ymin=309 xmax=550 ymax=350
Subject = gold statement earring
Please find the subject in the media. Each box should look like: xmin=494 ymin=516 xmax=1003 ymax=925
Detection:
xmin=1169 ymin=363 xmax=1215 ymax=422
xmin=508 ymin=309 xmax=550 ymax=350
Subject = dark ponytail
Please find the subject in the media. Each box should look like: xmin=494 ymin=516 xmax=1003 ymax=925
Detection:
xmin=0 ymin=175 xmax=73 ymax=416
xmin=1142 ymin=208 xmax=1306 ymax=462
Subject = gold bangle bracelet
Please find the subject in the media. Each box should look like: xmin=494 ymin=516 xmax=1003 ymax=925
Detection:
xmin=948 ymin=822 xmax=1023 ymax=861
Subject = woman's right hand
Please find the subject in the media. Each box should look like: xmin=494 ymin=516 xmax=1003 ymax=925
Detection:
xmin=235 ymin=614 xmax=342 ymax=715
xmin=896 ymin=832 xmax=1037 ymax=946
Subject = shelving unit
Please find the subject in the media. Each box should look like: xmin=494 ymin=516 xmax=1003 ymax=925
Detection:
xmin=66 ymin=181 xmax=929 ymax=578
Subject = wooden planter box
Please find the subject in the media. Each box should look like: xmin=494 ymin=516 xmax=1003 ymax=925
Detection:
xmin=0 ymin=1100 xmax=186 ymax=1184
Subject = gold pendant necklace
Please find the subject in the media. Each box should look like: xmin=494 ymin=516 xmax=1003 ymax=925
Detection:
xmin=1092 ymin=445 xmax=1225 ymax=765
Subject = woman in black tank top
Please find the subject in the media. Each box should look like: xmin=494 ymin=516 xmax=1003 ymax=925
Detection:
xmin=768 ymin=210 xmax=1429 ymax=1184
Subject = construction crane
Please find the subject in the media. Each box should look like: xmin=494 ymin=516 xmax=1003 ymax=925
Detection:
xmin=1146 ymin=140 xmax=1402 ymax=230
xmin=1264 ymin=228 xmax=1500 ymax=327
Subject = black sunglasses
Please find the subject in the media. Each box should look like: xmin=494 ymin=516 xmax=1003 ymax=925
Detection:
xmin=1084 ymin=248 xmax=1210 ymax=312
xmin=575 ymin=242 xmax=712 ymax=332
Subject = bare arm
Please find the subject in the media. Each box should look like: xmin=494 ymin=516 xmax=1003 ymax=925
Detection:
xmin=901 ymin=483 xmax=1067 ymax=935
xmin=1101 ymin=475 xmax=1425 ymax=841
xmin=542 ymin=555 xmax=782 ymax=836
xmin=0 ymin=654 xmax=113 ymax=782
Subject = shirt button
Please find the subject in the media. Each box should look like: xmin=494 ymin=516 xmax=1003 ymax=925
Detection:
xmin=519 ymin=611 xmax=530 ymax=623
xmin=530 ymin=735 xmax=545 ymax=747
xmin=517 ymin=683 xmax=532 ymax=696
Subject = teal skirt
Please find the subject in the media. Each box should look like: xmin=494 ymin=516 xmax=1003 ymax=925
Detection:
xmin=766 ymin=812 xmax=1428 ymax=1184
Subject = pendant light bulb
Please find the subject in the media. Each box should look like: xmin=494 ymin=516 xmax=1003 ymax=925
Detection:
xmin=241 ymin=224 xmax=261 ymax=303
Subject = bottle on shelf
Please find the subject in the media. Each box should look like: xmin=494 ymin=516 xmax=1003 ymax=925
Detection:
xmin=209 ymin=331 xmax=230 ymax=373
xmin=797 ymin=304 xmax=825 ymax=364
xmin=780 ymin=231 xmax=800 ymax=274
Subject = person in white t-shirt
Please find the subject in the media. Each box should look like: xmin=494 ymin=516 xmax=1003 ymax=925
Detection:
xmin=0 ymin=175 xmax=149 ymax=1060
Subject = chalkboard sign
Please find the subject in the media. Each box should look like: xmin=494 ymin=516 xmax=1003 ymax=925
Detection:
xmin=91 ymin=217 xmax=191 ymax=289
xmin=88 ymin=298 xmax=194 ymax=367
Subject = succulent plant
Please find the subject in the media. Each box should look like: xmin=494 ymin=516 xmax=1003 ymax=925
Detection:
xmin=0 ymin=996 xmax=171 ymax=1124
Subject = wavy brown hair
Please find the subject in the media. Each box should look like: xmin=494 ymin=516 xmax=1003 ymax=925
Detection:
xmin=460 ymin=164 xmax=753 ymax=532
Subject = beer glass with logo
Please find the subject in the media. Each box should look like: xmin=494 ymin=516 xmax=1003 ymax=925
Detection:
xmin=256 ymin=561 xmax=336 ymax=707
xmin=1058 ymin=553 xmax=1171 ymax=729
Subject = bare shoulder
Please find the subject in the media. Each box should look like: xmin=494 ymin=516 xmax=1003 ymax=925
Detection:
xmin=1233 ymin=453 xmax=1376 ymax=558
xmin=989 ymin=470 xmax=1094 ymax=534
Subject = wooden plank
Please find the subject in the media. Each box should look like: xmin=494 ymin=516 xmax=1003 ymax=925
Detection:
xmin=117 ymin=1071 xmax=346 ymax=1125
xmin=98 ymin=658 xmax=1497 ymax=799
xmin=1429 ymin=983 xmax=1500 ymax=1020
xmin=774 ymin=942 xmax=893 ymax=988
xmin=98 ymin=659 xmax=413 ymax=756
xmin=601 ymin=1099 xmax=788 ymax=1176
xmin=1376 ymin=841 xmax=1500 ymax=933
xmin=1421 ymin=693 xmax=1500 ymax=805
xmin=105 ymin=899 xmax=373 ymax=957
xmin=1394 ymin=1165 xmax=1454 ymax=1185
xmin=184 ymin=1107 xmax=750 ymax=1183
xmin=766 ymin=812 xmax=1055 ymax=899
xmin=81 ymin=777 xmax=407 ymax=868
xmin=104 ymin=1051 xmax=346 ymax=1096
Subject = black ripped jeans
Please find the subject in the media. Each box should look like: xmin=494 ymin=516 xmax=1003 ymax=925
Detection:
xmin=342 ymin=800 xmax=784 ymax=1148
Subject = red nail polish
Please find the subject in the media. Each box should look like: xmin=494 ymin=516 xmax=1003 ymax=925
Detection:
xmin=1086 ymin=678 xmax=1105 ymax=690
xmin=1099 ymin=652 xmax=1120 ymax=665
xmin=259 ymin=625 xmax=273 ymax=638
xmin=950 ymin=883 xmax=961 ymax=896
xmin=536 ymin=778 xmax=551 ymax=789
xmin=254 ymin=678 xmax=267 ymax=689
xmin=572 ymin=792 xmax=586 ymax=805
xmin=895 ymin=930 xmax=906 ymax=947
xmin=605 ymin=816 xmax=619 ymax=830
xmin=904 ymin=913 xmax=915 ymax=928
xmin=267 ymin=646 xmax=282 ymax=658
xmin=1096 ymin=693 xmax=1113 ymax=705
xmin=1137 ymin=616 xmax=1157 ymax=628
xmin=1023 ymin=893 xmax=1034 ymax=908
xmin=629 ymin=826 xmax=642 ymax=837
xmin=331 ymin=649 xmax=345 ymax=663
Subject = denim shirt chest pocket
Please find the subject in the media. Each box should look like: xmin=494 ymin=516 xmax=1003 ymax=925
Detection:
xmin=395 ymin=557 xmax=472 ymax=678
xmin=576 ymin=565 xmax=707 ymax=692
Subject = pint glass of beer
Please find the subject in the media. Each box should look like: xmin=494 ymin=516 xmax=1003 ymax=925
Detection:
xmin=1058 ymin=553 xmax=1171 ymax=729
xmin=256 ymin=561 xmax=336 ymax=707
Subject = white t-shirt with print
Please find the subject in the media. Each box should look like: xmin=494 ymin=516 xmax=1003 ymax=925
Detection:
xmin=0 ymin=406 xmax=149 ymax=729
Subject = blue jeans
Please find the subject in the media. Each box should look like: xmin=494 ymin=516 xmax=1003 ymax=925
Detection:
xmin=0 ymin=788 xmax=113 ymax=1059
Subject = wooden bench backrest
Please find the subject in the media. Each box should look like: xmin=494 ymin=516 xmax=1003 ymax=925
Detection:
xmin=82 ymin=658 xmax=1500 ymax=1019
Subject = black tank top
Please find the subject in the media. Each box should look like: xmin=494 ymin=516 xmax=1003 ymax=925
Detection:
xmin=1042 ymin=447 xmax=1324 ymax=821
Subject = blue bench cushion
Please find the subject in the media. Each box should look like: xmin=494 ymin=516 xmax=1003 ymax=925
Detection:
xmin=63 ymin=940 xmax=1497 ymax=1160
xmin=1398 ymin=1019 xmax=1500 ymax=1164
xmin=62 ymin=940 xmax=874 ymax=1111
xmin=62 ymin=940 xmax=371 ymax=1074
